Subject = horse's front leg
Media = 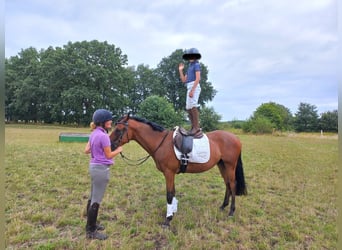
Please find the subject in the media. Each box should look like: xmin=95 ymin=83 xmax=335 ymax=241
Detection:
xmin=162 ymin=171 xmax=178 ymax=228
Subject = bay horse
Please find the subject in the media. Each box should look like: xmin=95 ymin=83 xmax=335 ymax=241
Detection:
xmin=109 ymin=114 xmax=247 ymax=227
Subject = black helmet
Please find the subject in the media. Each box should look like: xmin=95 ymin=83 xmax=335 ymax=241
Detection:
xmin=92 ymin=109 xmax=113 ymax=124
xmin=182 ymin=48 xmax=201 ymax=60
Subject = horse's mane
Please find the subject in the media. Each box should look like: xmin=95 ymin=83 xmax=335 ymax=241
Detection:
xmin=118 ymin=115 xmax=165 ymax=132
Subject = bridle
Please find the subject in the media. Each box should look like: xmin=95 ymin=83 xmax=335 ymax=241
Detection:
xmin=111 ymin=121 xmax=129 ymax=149
xmin=112 ymin=120 xmax=169 ymax=166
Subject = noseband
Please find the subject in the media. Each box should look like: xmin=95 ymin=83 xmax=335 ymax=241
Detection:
xmin=111 ymin=121 xmax=129 ymax=151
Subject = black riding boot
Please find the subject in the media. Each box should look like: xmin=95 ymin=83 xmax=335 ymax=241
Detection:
xmin=86 ymin=202 xmax=108 ymax=240
xmin=86 ymin=200 xmax=105 ymax=231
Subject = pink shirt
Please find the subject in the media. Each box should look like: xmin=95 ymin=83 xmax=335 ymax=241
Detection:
xmin=89 ymin=127 xmax=113 ymax=165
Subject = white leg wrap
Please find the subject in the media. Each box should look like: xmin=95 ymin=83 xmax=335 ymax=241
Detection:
xmin=166 ymin=197 xmax=178 ymax=218
xmin=167 ymin=203 xmax=174 ymax=217
xmin=172 ymin=197 xmax=178 ymax=213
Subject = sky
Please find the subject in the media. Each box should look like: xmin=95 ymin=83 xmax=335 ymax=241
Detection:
xmin=5 ymin=0 xmax=338 ymax=121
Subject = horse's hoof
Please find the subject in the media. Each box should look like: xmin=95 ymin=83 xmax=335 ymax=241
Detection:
xmin=162 ymin=220 xmax=171 ymax=229
xmin=162 ymin=217 xmax=172 ymax=229
xmin=228 ymin=208 xmax=235 ymax=217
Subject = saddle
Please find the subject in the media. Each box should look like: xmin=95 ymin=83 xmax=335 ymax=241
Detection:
xmin=173 ymin=127 xmax=194 ymax=153
xmin=173 ymin=127 xmax=204 ymax=173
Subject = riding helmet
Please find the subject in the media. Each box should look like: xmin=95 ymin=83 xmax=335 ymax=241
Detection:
xmin=182 ymin=48 xmax=201 ymax=60
xmin=92 ymin=109 xmax=113 ymax=124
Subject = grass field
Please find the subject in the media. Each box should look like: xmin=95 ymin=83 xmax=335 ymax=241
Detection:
xmin=5 ymin=125 xmax=338 ymax=249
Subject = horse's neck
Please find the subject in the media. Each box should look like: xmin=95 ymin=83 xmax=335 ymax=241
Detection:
xmin=132 ymin=127 xmax=165 ymax=154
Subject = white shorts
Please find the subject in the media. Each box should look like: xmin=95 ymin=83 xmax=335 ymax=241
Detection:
xmin=186 ymin=81 xmax=201 ymax=110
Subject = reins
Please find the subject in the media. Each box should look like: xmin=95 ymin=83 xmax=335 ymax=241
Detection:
xmin=119 ymin=152 xmax=151 ymax=166
xmin=116 ymin=123 xmax=170 ymax=166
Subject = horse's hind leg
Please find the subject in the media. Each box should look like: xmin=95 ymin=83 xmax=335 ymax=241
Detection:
xmin=218 ymin=160 xmax=236 ymax=216
xmin=218 ymin=160 xmax=231 ymax=210
xmin=227 ymin=166 xmax=237 ymax=216
xmin=220 ymin=187 xmax=230 ymax=210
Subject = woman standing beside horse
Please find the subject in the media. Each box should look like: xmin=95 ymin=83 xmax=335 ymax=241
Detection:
xmin=84 ymin=109 xmax=123 ymax=240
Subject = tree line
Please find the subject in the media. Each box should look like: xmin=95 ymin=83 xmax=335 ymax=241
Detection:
xmin=5 ymin=40 xmax=216 ymax=127
xmin=5 ymin=40 xmax=337 ymax=133
xmin=233 ymin=102 xmax=337 ymax=133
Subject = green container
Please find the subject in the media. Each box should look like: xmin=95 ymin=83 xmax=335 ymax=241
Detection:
xmin=59 ymin=133 xmax=90 ymax=142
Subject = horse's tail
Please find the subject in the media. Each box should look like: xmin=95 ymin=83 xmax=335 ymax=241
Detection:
xmin=235 ymin=153 xmax=247 ymax=196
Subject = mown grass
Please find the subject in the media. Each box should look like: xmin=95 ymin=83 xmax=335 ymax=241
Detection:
xmin=5 ymin=125 xmax=337 ymax=249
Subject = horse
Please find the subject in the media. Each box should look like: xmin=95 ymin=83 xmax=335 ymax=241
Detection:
xmin=109 ymin=113 xmax=247 ymax=227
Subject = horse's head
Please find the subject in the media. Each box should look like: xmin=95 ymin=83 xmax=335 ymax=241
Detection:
xmin=109 ymin=113 xmax=130 ymax=151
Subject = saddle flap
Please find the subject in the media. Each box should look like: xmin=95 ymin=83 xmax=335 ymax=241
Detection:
xmin=173 ymin=128 xmax=193 ymax=154
xmin=180 ymin=136 xmax=193 ymax=154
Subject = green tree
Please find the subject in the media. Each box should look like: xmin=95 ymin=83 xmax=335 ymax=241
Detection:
xmin=200 ymin=106 xmax=221 ymax=132
xmin=5 ymin=47 xmax=43 ymax=122
xmin=39 ymin=46 xmax=71 ymax=123
xmin=294 ymin=102 xmax=319 ymax=132
xmin=5 ymin=57 xmax=20 ymax=121
xmin=242 ymin=116 xmax=274 ymax=134
xmin=58 ymin=40 xmax=130 ymax=124
xmin=242 ymin=102 xmax=293 ymax=134
xmin=319 ymin=110 xmax=338 ymax=132
xmin=254 ymin=102 xmax=293 ymax=131
xmin=137 ymin=95 xmax=183 ymax=129
xmin=128 ymin=64 xmax=161 ymax=114
xmin=6 ymin=40 xmax=132 ymax=125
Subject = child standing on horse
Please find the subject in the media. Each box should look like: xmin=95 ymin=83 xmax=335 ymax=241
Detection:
xmin=84 ymin=109 xmax=123 ymax=240
xmin=178 ymin=48 xmax=203 ymax=137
